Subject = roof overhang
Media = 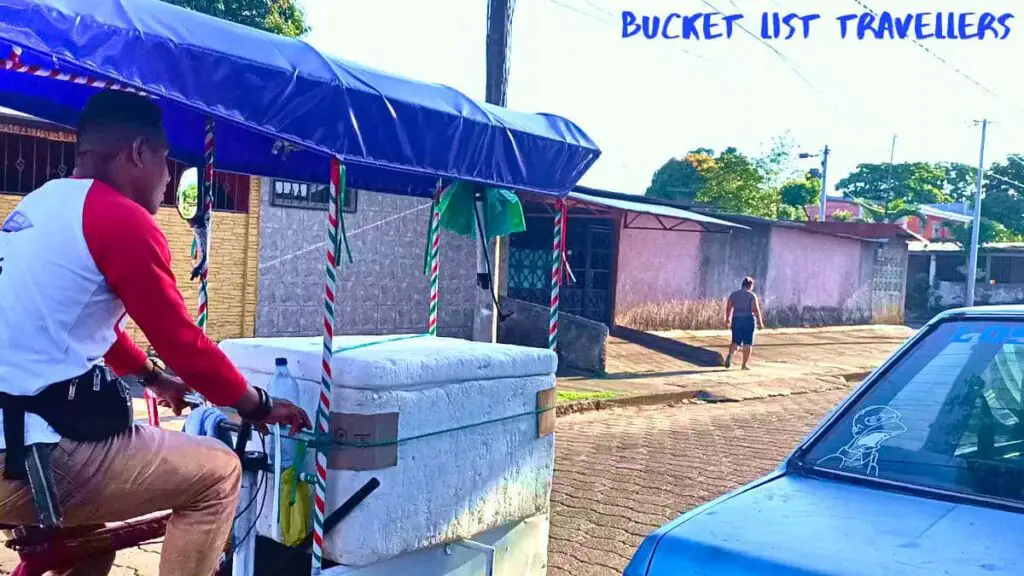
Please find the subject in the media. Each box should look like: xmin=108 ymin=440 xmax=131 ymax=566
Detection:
xmin=918 ymin=206 xmax=974 ymax=223
xmin=565 ymin=191 xmax=748 ymax=233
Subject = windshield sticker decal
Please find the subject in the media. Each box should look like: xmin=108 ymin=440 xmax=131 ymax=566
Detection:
xmin=818 ymin=406 xmax=907 ymax=476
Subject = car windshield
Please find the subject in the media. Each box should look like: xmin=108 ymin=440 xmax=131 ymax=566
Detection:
xmin=800 ymin=318 xmax=1024 ymax=505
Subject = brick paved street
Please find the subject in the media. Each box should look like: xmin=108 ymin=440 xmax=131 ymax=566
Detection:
xmin=548 ymin=389 xmax=848 ymax=575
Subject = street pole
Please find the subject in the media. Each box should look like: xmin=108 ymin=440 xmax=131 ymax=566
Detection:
xmin=817 ymin=145 xmax=830 ymax=221
xmin=474 ymin=0 xmax=515 ymax=343
xmin=885 ymin=135 xmax=896 ymax=195
xmin=966 ymin=119 xmax=988 ymax=307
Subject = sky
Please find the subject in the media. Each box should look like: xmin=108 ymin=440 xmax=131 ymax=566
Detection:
xmin=301 ymin=0 xmax=1024 ymax=197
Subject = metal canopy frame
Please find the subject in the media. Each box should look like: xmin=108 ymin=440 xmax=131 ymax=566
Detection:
xmin=620 ymin=210 xmax=733 ymax=234
xmin=524 ymin=193 xmax=738 ymax=234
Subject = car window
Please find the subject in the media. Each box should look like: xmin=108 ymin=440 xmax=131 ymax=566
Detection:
xmin=801 ymin=319 xmax=1024 ymax=504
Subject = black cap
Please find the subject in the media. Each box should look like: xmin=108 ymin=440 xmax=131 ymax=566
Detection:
xmin=275 ymin=357 xmax=288 ymax=367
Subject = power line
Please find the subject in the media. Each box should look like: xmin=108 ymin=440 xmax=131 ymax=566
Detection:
xmin=547 ymin=0 xmax=706 ymax=60
xmin=848 ymin=0 xmax=1024 ymax=113
xmin=578 ymin=0 xmax=612 ymax=18
xmin=987 ymin=172 xmax=1024 ymax=190
xmin=698 ymin=0 xmax=838 ymax=109
xmin=1007 ymin=154 xmax=1024 ymax=169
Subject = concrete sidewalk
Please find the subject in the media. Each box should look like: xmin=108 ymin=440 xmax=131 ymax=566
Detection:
xmin=557 ymin=325 xmax=913 ymax=410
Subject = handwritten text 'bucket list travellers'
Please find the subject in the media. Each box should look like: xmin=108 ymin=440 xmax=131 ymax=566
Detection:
xmin=621 ymin=11 xmax=1014 ymax=41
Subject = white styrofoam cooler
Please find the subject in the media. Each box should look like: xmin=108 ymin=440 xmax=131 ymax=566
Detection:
xmin=219 ymin=335 xmax=557 ymax=568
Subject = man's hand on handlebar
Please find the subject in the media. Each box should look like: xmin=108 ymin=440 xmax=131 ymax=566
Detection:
xmin=233 ymin=386 xmax=311 ymax=436
xmin=143 ymin=364 xmax=312 ymax=435
xmin=259 ymin=399 xmax=312 ymax=436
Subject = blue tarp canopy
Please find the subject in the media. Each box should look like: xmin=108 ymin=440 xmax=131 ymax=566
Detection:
xmin=0 ymin=0 xmax=601 ymax=198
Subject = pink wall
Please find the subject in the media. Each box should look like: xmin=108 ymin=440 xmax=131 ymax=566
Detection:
xmin=615 ymin=216 xmax=702 ymax=311
xmin=905 ymin=215 xmax=953 ymax=240
xmin=764 ymin=227 xmax=865 ymax=309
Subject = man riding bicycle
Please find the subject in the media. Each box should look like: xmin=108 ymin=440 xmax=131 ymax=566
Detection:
xmin=0 ymin=90 xmax=311 ymax=575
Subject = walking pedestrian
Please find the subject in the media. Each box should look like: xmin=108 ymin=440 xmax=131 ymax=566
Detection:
xmin=724 ymin=276 xmax=764 ymax=370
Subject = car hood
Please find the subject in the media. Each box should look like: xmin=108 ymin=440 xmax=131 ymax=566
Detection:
xmin=637 ymin=474 xmax=1024 ymax=576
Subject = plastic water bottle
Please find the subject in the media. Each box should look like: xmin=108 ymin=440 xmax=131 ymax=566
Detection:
xmin=267 ymin=357 xmax=300 ymax=467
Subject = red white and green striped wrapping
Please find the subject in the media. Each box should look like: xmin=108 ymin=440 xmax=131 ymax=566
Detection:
xmin=549 ymin=200 xmax=566 ymax=350
xmin=2 ymin=46 xmax=147 ymax=94
xmin=426 ymin=195 xmax=442 ymax=336
xmin=196 ymin=117 xmax=214 ymax=333
xmin=312 ymin=157 xmax=343 ymax=574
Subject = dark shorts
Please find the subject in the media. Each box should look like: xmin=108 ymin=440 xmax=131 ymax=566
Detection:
xmin=731 ymin=315 xmax=756 ymax=346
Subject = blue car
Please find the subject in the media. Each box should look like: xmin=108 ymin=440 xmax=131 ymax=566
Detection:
xmin=625 ymin=306 xmax=1024 ymax=576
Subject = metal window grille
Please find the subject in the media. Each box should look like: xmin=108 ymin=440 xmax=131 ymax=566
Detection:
xmin=989 ymin=256 xmax=1024 ymax=284
xmin=270 ymin=178 xmax=357 ymax=213
xmin=934 ymin=254 xmax=967 ymax=282
xmin=0 ymin=133 xmax=249 ymax=214
xmin=0 ymin=132 xmax=75 ymax=195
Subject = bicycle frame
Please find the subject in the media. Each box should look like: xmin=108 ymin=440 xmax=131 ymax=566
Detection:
xmin=4 ymin=418 xmax=379 ymax=576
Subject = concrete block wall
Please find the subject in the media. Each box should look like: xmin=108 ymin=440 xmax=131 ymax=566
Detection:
xmin=871 ymin=242 xmax=909 ymax=323
xmin=0 ymin=176 xmax=262 ymax=346
xmin=255 ymin=179 xmax=475 ymax=339
xmin=497 ymin=297 xmax=608 ymax=373
xmin=614 ymin=219 xmax=908 ymax=329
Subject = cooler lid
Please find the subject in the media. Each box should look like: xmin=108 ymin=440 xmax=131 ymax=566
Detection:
xmin=219 ymin=335 xmax=558 ymax=390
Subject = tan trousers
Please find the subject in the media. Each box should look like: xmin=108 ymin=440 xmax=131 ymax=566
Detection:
xmin=0 ymin=425 xmax=241 ymax=575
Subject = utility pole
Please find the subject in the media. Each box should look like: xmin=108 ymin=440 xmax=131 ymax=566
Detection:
xmin=817 ymin=145 xmax=830 ymax=221
xmin=965 ymin=119 xmax=988 ymax=307
xmin=474 ymin=0 xmax=515 ymax=343
xmin=883 ymin=135 xmax=896 ymax=221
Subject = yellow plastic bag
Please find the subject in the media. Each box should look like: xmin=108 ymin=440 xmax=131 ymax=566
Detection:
xmin=280 ymin=467 xmax=311 ymax=547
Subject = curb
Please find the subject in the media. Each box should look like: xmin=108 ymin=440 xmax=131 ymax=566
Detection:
xmin=556 ymin=371 xmax=869 ymax=417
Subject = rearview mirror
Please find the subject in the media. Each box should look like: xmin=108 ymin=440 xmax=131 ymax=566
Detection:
xmin=176 ymin=167 xmax=199 ymax=221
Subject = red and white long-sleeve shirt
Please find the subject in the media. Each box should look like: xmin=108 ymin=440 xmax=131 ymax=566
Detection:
xmin=0 ymin=178 xmax=248 ymax=448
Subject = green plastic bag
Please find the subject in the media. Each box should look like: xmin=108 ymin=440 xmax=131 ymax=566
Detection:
xmin=436 ymin=181 xmax=526 ymax=240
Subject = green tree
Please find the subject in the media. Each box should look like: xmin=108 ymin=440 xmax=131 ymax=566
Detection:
xmin=850 ymin=196 xmax=923 ymax=223
xmin=831 ymin=209 xmax=853 ymax=222
xmin=981 ymin=156 xmax=1024 ymax=236
xmin=161 ymin=0 xmax=309 ymax=37
xmin=756 ymin=133 xmax=802 ymax=191
xmin=837 ymin=162 xmax=948 ymax=206
xmin=646 ymin=137 xmax=804 ymax=218
xmin=697 ymin=147 xmax=778 ymax=218
xmin=644 ymin=150 xmax=713 ymax=202
xmin=779 ymin=174 xmax=820 ymax=208
xmin=939 ymin=162 xmax=977 ymax=204
xmin=837 ymin=162 xmax=949 ymax=222
xmin=943 ymin=218 xmax=1018 ymax=250
xmin=778 ymin=204 xmax=808 ymax=221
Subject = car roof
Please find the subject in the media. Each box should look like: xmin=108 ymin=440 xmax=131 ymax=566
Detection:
xmin=934 ymin=305 xmax=1024 ymax=320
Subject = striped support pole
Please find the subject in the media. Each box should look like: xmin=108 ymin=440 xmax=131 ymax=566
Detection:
xmin=1 ymin=46 xmax=147 ymax=94
xmin=197 ymin=118 xmax=215 ymax=333
xmin=312 ymin=157 xmax=343 ymax=575
xmin=549 ymin=200 xmax=566 ymax=350
xmin=426 ymin=191 xmax=442 ymax=336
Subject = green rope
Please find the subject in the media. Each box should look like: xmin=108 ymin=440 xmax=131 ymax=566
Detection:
xmin=277 ymin=405 xmax=554 ymax=451
xmin=336 ymin=168 xmax=354 ymax=266
xmin=422 ymin=195 xmax=438 ymax=276
xmin=330 ymin=333 xmax=428 ymax=356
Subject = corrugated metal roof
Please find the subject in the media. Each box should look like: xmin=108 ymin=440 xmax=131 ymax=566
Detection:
xmin=567 ymin=191 xmax=748 ymax=231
